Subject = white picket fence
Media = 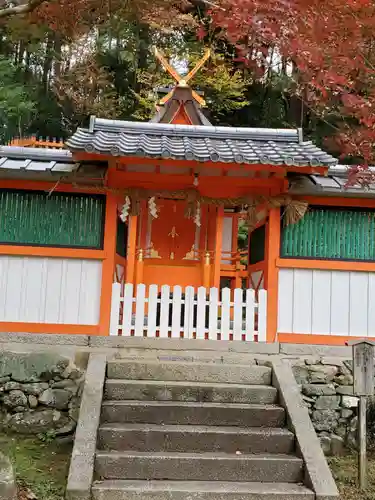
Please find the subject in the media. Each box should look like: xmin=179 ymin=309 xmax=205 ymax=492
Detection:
xmin=110 ymin=283 xmax=267 ymax=342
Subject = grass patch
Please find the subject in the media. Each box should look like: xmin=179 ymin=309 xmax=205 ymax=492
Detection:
xmin=0 ymin=434 xmax=72 ymax=500
xmin=329 ymin=454 xmax=375 ymax=500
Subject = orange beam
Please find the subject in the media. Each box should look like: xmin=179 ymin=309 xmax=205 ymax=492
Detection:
xmin=108 ymin=170 xmax=285 ymax=189
xmin=295 ymin=195 xmax=375 ymax=208
xmin=0 ymin=179 xmax=104 ymax=195
xmin=98 ymin=193 xmax=117 ymax=336
xmin=278 ymin=333 xmax=375 ymax=346
xmin=0 ymin=322 xmax=99 ymax=335
xmin=213 ymin=206 xmax=224 ymax=288
xmin=277 ymin=257 xmax=375 ymax=272
xmin=265 ymin=207 xmax=280 ymax=343
xmin=248 ymin=262 xmax=265 ymax=273
xmin=74 ymin=153 xmax=327 ymax=176
xmin=0 ymin=245 xmax=105 ymax=260
xmin=125 ymin=215 xmax=138 ymax=284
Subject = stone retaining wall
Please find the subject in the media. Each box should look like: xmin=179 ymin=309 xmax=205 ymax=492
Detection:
xmin=0 ymin=352 xmax=85 ymax=435
xmin=291 ymin=357 xmax=362 ymax=455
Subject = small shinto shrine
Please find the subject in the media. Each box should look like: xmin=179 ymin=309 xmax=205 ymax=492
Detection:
xmin=2 ymin=48 xmax=374 ymax=345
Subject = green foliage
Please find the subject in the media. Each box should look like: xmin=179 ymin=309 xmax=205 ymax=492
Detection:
xmin=0 ymin=57 xmax=36 ymax=143
xmin=0 ymin=0 xmax=338 ymax=146
xmin=238 ymin=220 xmax=248 ymax=250
xmin=37 ymin=430 xmax=57 ymax=443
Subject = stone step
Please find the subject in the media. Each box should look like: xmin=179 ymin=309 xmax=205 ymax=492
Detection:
xmin=101 ymin=401 xmax=285 ymax=427
xmin=92 ymin=480 xmax=315 ymax=500
xmin=94 ymin=451 xmax=303 ymax=483
xmin=106 ymin=360 xmax=271 ymax=385
xmin=98 ymin=423 xmax=294 ymax=454
xmin=104 ymin=379 xmax=278 ymax=404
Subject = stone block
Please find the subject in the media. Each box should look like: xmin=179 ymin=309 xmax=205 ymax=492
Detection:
xmin=0 ymin=332 xmax=89 ymax=346
xmin=341 ymin=396 xmax=359 ymax=408
xmin=2 ymin=409 xmax=73 ymax=434
xmin=292 ymin=364 xmax=310 ymax=384
xmin=3 ymin=390 xmax=28 ymax=409
xmin=66 ymin=353 xmax=107 ymax=500
xmin=312 ymin=410 xmax=339 ymax=432
xmin=39 ymin=388 xmax=71 ymax=410
xmin=331 ymin=435 xmax=345 ymax=456
xmin=341 ymin=409 xmax=353 ymax=419
xmin=319 ymin=435 xmax=331 ymax=455
xmin=0 ymin=452 xmax=16 ymax=500
xmin=336 ymin=386 xmax=354 ymax=396
xmin=315 ymin=396 xmax=340 ymax=410
xmin=0 ymin=352 xmax=72 ymax=382
xmin=280 ymin=343 xmax=351 ymax=358
xmin=334 ymin=374 xmax=353 ymax=386
xmin=321 ymin=358 xmax=345 ymax=367
xmin=302 ymin=384 xmax=336 ymax=396
xmin=271 ymin=360 xmax=339 ymax=499
xmin=308 ymin=365 xmax=338 ymax=383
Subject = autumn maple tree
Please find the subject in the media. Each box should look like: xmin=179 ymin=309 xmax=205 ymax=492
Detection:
xmin=209 ymin=0 xmax=375 ymax=179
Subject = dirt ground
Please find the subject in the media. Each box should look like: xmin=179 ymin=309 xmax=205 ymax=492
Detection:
xmin=329 ymin=454 xmax=375 ymax=500
xmin=0 ymin=434 xmax=72 ymax=500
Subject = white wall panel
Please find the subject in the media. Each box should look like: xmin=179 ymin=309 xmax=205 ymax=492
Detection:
xmin=292 ymin=269 xmax=313 ymax=334
xmin=277 ymin=268 xmax=294 ymax=333
xmin=278 ymin=267 xmax=375 ymax=337
xmin=0 ymin=255 xmax=102 ymax=325
xmin=311 ymin=270 xmax=331 ymax=334
xmin=368 ymin=273 xmax=375 ymax=337
xmin=349 ymin=272 xmax=368 ymax=337
xmin=221 ymin=217 xmax=233 ymax=264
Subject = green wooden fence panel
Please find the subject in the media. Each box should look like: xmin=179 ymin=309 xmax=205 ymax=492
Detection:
xmin=0 ymin=190 xmax=105 ymax=248
xmin=281 ymin=208 xmax=375 ymax=261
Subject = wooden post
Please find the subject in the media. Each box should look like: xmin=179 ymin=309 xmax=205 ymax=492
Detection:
xmin=348 ymin=339 xmax=375 ymax=491
xmin=213 ymin=206 xmax=224 ymax=288
xmin=135 ymin=248 xmax=145 ymax=284
xmin=359 ymin=396 xmax=367 ymax=490
xmin=125 ymin=215 xmax=138 ymax=284
xmin=98 ymin=193 xmax=117 ymax=336
xmin=203 ymin=251 xmax=211 ymax=288
xmin=265 ymin=207 xmax=280 ymax=343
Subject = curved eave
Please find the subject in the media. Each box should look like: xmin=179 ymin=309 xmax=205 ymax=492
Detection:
xmin=70 ymin=150 xmax=329 ymax=176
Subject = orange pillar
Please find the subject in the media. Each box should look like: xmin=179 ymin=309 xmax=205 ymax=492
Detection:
xmin=99 ymin=193 xmax=117 ymax=336
xmin=265 ymin=207 xmax=280 ymax=343
xmin=125 ymin=215 xmax=138 ymax=284
xmin=213 ymin=206 xmax=224 ymax=288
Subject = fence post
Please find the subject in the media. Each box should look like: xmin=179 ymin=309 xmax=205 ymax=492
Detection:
xmin=109 ymin=283 xmax=121 ymax=336
xmin=258 ymin=289 xmax=267 ymax=342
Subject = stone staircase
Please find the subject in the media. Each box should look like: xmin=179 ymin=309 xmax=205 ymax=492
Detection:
xmin=91 ymin=358 xmax=315 ymax=500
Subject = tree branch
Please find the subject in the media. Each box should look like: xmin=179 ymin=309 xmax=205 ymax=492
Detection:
xmin=0 ymin=0 xmax=47 ymax=19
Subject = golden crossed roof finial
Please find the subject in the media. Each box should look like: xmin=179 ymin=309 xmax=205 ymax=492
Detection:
xmin=153 ymin=47 xmax=211 ymax=107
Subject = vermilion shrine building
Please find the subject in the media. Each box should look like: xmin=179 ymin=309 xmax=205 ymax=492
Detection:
xmin=0 ymin=55 xmax=374 ymax=345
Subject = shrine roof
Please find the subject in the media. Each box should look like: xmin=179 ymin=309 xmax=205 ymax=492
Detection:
xmin=66 ymin=117 xmax=338 ymax=168
xmin=0 ymin=146 xmax=78 ymax=173
xmin=289 ymin=165 xmax=375 ymax=197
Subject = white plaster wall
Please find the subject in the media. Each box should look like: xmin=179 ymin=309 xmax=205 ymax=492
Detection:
xmin=250 ymin=271 xmax=264 ymax=290
xmin=221 ymin=216 xmax=233 ymax=264
xmin=278 ymin=268 xmax=375 ymax=337
xmin=0 ymin=256 xmax=102 ymax=325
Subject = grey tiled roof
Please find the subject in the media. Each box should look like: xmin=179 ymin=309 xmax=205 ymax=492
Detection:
xmin=0 ymin=146 xmax=78 ymax=173
xmin=289 ymin=166 xmax=375 ymax=196
xmin=66 ymin=117 xmax=338 ymax=168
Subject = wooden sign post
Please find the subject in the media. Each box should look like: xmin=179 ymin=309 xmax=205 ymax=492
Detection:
xmin=349 ymin=339 xmax=375 ymax=490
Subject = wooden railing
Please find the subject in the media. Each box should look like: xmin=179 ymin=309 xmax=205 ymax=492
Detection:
xmin=7 ymin=136 xmax=65 ymax=149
